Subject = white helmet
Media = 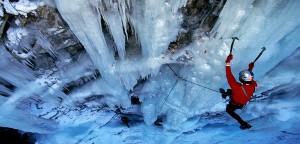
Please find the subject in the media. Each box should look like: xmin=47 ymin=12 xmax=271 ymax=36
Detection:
xmin=239 ymin=70 xmax=254 ymax=83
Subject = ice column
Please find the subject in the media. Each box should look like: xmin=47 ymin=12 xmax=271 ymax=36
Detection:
xmin=55 ymin=0 xmax=115 ymax=75
xmin=128 ymin=0 xmax=185 ymax=58
xmin=89 ymin=0 xmax=128 ymax=60
xmin=0 ymin=45 xmax=35 ymax=89
xmin=55 ymin=0 xmax=187 ymax=91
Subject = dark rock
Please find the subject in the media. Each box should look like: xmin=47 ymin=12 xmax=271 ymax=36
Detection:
xmin=174 ymin=0 xmax=226 ymax=48
xmin=131 ymin=96 xmax=141 ymax=105
xmin=0 ymin=127 xmax=36 ymax=144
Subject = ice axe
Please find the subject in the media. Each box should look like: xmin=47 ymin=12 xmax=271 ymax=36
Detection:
xmin=253 ymin=47 xmax=266 ymax=63
xmin=229 ymin=37 xmax=239 ymax=54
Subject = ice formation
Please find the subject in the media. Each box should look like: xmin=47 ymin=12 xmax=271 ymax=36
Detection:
xmin=54 ymin=0 xmax=300 ymax=130
xmin=0 ymin=0 xmax=300 ymax=143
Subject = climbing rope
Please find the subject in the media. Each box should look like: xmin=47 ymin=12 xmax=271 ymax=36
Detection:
xmin=160 ymin=64 xmax=223 ymax=110
xmin=166 ymin=64 xmax=222 ymax=94
xmin=165 ymin=64 xmax=269 ymax=104
xmin=160 ymin=78 xmax=179 ymax=110
xmin=178 ymin=77 xmax=221 ymax=93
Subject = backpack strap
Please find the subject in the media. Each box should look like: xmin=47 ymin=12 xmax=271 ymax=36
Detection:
xmin=240 ymin=85 xmax=252 ymax=99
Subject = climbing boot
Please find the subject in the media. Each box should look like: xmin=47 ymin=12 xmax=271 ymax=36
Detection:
xmin=240 ymin=122 xmax=252 ymax=130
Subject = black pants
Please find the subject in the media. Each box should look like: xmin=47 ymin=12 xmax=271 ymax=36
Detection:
xmin=226 ymin=102 xmax=247 ymax=125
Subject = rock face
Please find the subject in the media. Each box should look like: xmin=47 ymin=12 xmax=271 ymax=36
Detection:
xmin=1 ymin=5 xmax=79 ymax=69
xmin=167 ymin=0 xmax=225 ymax=53
xmin=0 ymin=126 xmax=35 ymax=144
xmin=15 ymin=5 xmax=79 ymax=53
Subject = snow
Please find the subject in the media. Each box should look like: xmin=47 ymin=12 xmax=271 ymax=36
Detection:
xmin=0 ymin=0 xmax=300 ymax=143
xmin=6 ymin=27 xmax=28 ymax=45
xmin=2 ymin=0 xmax=43 ymax=17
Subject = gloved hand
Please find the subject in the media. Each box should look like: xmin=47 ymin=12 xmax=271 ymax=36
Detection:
xmin=219 ymin=88 xmax=226 ymax=99
xmin=248 ymin=62 xmax=254 ymax=71
xmin=219 ymin=88 xmax=232 ymax=99
xmin=225 ymin=54 xmax=233 ymax=63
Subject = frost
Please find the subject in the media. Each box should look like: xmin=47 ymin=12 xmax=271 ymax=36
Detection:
xmin=6 ymin=27 xmax=28 ymax=45
xmin=2 ymin=0 xmax=43 ymax=17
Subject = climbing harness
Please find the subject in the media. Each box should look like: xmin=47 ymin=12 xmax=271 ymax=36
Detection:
xmin=240 ymin=84 xmax=252 ymax=99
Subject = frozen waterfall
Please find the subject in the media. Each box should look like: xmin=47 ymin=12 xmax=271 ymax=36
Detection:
xmin=52 ymin=0 xmax=300 ymax=130
xmin=0 ymin=0 xmax=299 ymax=143
xmin=54 ymin=0 xmax=187 ymax=91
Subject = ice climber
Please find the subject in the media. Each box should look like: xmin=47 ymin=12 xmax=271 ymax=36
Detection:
xmin=220 ymin=54 xmax=257 ymax=130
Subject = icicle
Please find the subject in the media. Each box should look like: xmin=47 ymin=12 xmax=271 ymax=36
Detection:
xmin=35 ymin=31 xmax=57 ymax=58
xmin=118 ymin=0 xmax=128 ymax=40
xmin=90 ymin=0 xmax=127 ymax=60
xmin=22 ymin=47 xmax=29 ymax=53
xmin=56 ymin=0 xmax=116 ymax=71
xmin=25 ymin=59 xmax=34 ymax=68
xmin=55 ymin=0 xmax=186 ymax=95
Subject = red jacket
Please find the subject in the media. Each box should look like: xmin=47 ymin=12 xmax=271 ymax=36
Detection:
xmin=226 ymin=66 xmax=257 ymax=105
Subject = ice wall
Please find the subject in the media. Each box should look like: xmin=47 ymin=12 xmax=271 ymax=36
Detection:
xmin=0 ymin=44 xmax=62 ymax=133
xmin=0 ymin=1 xmax=81 ymax=134
xmin=0 ymin=45 xmax=35 ymax=87
xmin=0 ymin=103 xmax=58 ymax=134
xmin=2 ymin=0 xmax=299 ymax=135
xmin=54 ymin=0 xmax=187 ymax=98
xmin=138 ymin=0 xmax=300 ymax=129
xmin=126 ymin=0 xmax=187 ymax=57
xmin=53 ymin=0 xmax=300 ymax=130
xmin=211 ymin=0 xmax=300 ymax=82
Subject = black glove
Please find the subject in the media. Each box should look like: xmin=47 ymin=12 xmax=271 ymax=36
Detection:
xmin=219 ymin=88 xmax=227 ymax=99
xmin=219 ymin=88 xmax=232 ymax=99
xmin=226 ymin=89 xmax=232 ymax=95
